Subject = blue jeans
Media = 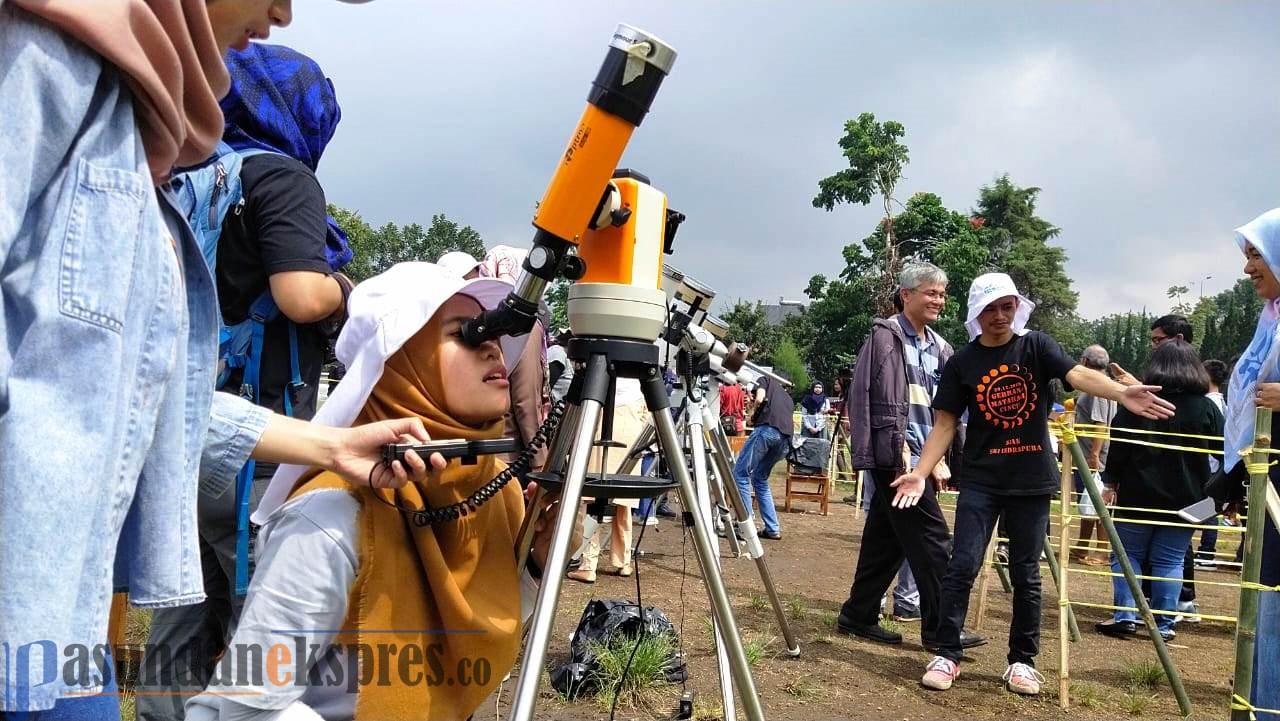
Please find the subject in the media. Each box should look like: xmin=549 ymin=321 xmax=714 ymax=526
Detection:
xmin=1254 ymin=587 xmax=1280 ymax=714
xmin=1 ymin=651 xmax=119 ymax=721
xmin=936 ymin=487 xmax=1050 ymax=665
xmin=1111 ymin=521 xmax=1194 ymax=633
xmin=733 ymin=425 xmax=789 ymax=535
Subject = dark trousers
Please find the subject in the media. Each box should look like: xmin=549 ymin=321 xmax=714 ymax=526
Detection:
xmin=840 ymin=469 xmax=952 ymax=639
xmin=935 ymin=486 xmax=1051 ymax=666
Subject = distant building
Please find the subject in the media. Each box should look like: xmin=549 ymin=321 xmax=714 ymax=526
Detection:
xmin=762 ymin=298 xmax=806 ymax=325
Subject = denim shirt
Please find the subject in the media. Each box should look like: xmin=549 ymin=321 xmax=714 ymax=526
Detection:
xmin=0 ymin=7 xmax=270 ymax=711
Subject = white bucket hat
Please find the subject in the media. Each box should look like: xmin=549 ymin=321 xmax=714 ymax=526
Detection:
xmin=253 ymin=262 xmax=526 ymax=523
xmin=964 ymin=272 xmax=1036 ymax=341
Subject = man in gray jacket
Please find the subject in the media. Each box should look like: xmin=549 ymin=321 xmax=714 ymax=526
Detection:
xmin=836 ymin=263 xmax=984 ymax=651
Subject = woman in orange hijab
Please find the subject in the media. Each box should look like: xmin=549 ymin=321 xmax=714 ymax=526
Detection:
xmin=187 ymin=263 xmax=557 ymax=721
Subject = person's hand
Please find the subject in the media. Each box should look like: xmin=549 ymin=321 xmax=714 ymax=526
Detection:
xmin=1101 ymin=485 xmax=1117 ymax=506
xmin=931 ymin=459 xmax=952 ymax=490
xmin=890 ymin=472 xmax=927 ymax=509
xmin=524 ymin=481 xmax=572 ymax=572
xmin=328 ymin=418 xmax=446 ymax=489
xmin=1257 ymin=383 xmax=1280 ymax=411
xmin=1109 ymin=362 xmax=1139 ymax=387
xmin=1119 ymin=384 xmax=1176 ymax=420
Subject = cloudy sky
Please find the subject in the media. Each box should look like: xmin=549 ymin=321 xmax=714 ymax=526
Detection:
xmin=278 ymin=1 xmax=1280 ymax=320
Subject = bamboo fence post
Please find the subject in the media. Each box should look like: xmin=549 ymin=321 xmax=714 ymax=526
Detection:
xmin=1057 ymin=435 xmax=1075 ymax=709
xmin=1066 ymin=437 xmax=1192 ymax=717
xmin=1230 ymin=407 xmax=1271 ymax=721
xmin=973 ymin=532 xmax=998 ymax=630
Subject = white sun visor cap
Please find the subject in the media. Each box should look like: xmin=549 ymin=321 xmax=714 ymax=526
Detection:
xmin=964 ymin=272 xmax=1036 ymax=341
xmin=252 ymin=262 xmax=526 ymax=523
xmin=437 ymin=251 xmax=481 ymax=278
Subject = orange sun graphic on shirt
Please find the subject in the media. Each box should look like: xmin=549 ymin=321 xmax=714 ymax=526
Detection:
xmin=975 ymin=364 xmax=1037 ymax=429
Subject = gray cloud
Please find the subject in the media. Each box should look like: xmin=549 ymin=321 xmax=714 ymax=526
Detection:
xmin=280 ymin=1 xmax=1280 ymax=320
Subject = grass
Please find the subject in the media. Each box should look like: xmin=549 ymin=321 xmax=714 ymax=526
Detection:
xmin=1121 ymin=688 xmax=1156 ymax=716
xmin=783 ymin=676 xmax=821 ymax=700
xmin=1070 ymin=681 xmax=1107 ymax=709
xmin=749 ymin=592 xmax=770 ymax=612
xmin=692 ymin=697 xmax=725 ymax=720
xmin=742 ymin=635 xmax=774 ymax=666
xmin=814 ymin=633 xmax=835 ymax=645
xmin=785 ymin=595 xmax=807 ymax=621
xmin=586 ymin=633 xmax=678 ymax=712
xmin=818 ymin=610 xmax=838 ymax=628
xmin=1122 ymin=658 xmax=1166 ymax=689
xmin=880 ymin=617 xmax=903 ymax=635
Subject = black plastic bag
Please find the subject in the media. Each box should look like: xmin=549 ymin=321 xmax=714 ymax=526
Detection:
xmin=789 ymin=436 xmax=830 ymax=475
xmin=549 ymin=599 xmax=687 ymax=698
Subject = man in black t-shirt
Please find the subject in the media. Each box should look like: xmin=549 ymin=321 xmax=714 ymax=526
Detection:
xmin=893 ymin=273 xmax=1175 ymax=697
xmin=732 ymin=373 xmax=795 ymax=540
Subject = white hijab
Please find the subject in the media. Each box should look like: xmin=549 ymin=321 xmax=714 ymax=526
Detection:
xmin=253 ymin=262 xmax=525 ymax=523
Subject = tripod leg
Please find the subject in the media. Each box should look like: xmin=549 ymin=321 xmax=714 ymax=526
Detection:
xmin=703 ymin=405 xmax=801 ymax=657
xmin=703 ymin=447 xmax=743 ymax=557
xmin=644 ymin=377 xmax=765 ymax=721
xmin=685 ymin=407 xmax=738 ymax=721
xmin=614 ymin=421 xmax=657 ymax=476
xmin=509 ymin=356 xmax=609 ymax=721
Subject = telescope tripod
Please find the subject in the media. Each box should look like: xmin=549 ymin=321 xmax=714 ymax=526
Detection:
xmin=511 ymin=337 xmax=765 ymax=721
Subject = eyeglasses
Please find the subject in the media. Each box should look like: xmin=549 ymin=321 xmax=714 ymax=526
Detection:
xmin=909 ymin=289 xmax=947 ymax=301
xmin=1150 ymin=333 xmax=1170 ymax=347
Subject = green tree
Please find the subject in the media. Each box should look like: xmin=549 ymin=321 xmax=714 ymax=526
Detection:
xmin=801 ymin=191 xmax=991 ymax=379
xmin=722 ymin=300 xmax=781 ymax=364
xmin=972 ymin=175 xmax=1079 ymax=339
xmin=770 ymin=336 xmax=811 ymax=399
xmin=328 ymin=206 xmax=486 ymax=283
xmin=813 ymin=112 xmax=910 ymax=316
xmin=545 ymin=279 xmax=569 ymax=331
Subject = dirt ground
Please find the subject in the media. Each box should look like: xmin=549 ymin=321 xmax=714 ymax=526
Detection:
xmin=500 ymin=473 xmax=1246 ymax=721
xmin=118 ymin=473 xmax=1245 ymax=721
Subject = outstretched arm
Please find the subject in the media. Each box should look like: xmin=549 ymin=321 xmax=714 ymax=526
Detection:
xmin=890 ymin=410 xmax=959 ymax=508
xmin=1066 ymin=365 xmax=1175 ymax=420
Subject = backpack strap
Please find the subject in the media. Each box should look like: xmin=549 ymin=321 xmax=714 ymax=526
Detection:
xmin=234 ymin=290 xmax=307 ymax=596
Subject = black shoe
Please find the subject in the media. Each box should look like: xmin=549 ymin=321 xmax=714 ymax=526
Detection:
xmin=761 ymin=530 xmax=782 ymax=541
xmin=842 ymin=494 xmax=860 ymax=505
xmin=922 ymin=629 xmax=987 ymax=651
xmin=656 ymin=504 xmax=677 ymax=518
xmin=836 ymin=619 xmax=903 ymax=645
xmin=1095 ymin=620 xmax=1138 ymax=639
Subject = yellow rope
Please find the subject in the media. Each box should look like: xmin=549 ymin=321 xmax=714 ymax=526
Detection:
xmin=1066 ymin=599 xmax=1238 ymax=623
xmin=1231 ymin=694 xmax=1280 ymax=719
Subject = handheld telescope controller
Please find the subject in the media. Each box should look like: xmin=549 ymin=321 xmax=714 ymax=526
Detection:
xmin=461 ymin=25 xmax=677 ymax=347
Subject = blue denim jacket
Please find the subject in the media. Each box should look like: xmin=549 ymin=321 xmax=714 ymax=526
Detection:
xmin=0 ymin=7 xmax=270 ymax=711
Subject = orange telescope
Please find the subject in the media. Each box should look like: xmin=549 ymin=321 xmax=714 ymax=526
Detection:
xmin=462 ymin=24 xmax=677 ymax=346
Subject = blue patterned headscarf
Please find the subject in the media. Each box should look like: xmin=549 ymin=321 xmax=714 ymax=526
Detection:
xmin=221 ymin=43 xmax=352 ymax=270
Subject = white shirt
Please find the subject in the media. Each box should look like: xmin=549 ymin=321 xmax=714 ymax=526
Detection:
xmin=186 ymin=490 xmax=537 ymax=721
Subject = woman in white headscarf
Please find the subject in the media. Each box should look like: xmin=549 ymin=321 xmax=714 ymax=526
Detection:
xmin=1221 ymin=208 xmax=1280 ymax=714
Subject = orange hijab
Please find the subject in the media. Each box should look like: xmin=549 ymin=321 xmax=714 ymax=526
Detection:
xmin=292 ymin=306 xmax=525 ymax=721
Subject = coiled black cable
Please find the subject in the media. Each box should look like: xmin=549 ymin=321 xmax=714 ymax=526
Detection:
xmin=369 ymin=399 xmax=568 ymax=525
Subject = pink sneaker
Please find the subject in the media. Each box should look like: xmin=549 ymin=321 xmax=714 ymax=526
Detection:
xmin=1003 ymin=662 xmax=1045 ymax=695
xmin=921 ymin=655 xmax=959 ymax=690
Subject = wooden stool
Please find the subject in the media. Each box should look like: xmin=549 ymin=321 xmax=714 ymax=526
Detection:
xmin=728 ymin=434 xmax=748 ymax=455
xmin=784 ymin=469 xmax=829 ymax=515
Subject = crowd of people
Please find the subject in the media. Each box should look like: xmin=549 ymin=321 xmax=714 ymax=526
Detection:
xmin=3 ymin=2 xmax=1280 ymax=720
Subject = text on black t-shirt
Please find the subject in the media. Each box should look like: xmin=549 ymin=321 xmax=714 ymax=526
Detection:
xmin=932 ymin=331 xmax=1077 ymax=495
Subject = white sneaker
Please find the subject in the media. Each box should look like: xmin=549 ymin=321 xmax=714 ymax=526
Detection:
xmin=645 ymin=515 xmax=659 ymax=526
xmin=1003 ymin=662 xmax=1045 ymax=695
xmin=1174 ymin=600 xmax=1200 ymax=624
xmin=921 ymin=656 xmax=959 ymax=690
